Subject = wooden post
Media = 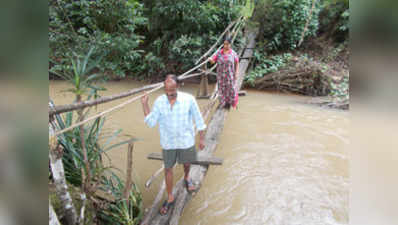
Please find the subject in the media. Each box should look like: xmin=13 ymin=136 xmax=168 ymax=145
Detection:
xmin=197 ymin=62 xmax=210 ymax=99
xmin=123 ymin=143 xmax=134 ymax=203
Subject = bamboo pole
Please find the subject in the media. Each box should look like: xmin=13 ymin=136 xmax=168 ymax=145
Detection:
xmin=49 ymin=83 xmax=162 ymax=116
xmin=54 ymin=84 xmax=163 ymax=136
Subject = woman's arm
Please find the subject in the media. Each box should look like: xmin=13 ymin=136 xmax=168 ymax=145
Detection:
xmin=209 ymin=57 xmax=215 ymax=64
xmin=208 ymin=50 xmax=219 ymax=64
xmin=234 ymin=52 xmax=239 ymax=81
xmin=234 ymin=62 xmax=239 ymax=81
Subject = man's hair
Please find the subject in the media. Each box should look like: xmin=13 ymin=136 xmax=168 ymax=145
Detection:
xmin=165 ymin=74 xmax=179 ymax=84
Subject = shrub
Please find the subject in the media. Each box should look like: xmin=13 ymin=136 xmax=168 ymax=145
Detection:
xmin=245 ymin=49 xmax=293 ymax=86
xmin=253 ymin=0 xmax=322 ymax=51
xmin=49 ymin=0 xmax=147 ymax=79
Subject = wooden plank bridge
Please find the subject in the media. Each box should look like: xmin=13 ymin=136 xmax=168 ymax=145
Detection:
xmin=49 ymin=17 xmax=257 ymax=225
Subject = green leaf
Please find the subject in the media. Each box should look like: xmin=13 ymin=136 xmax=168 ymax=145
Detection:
xmin=103 ymin=137 xmax=138 ymax=152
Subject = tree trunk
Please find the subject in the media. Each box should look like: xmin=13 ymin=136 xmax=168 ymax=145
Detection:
xmin=49 ymin=200 xmax=61 ymax=225
xmin=49 ymin=121 xmax=78 ymax=225
xmin=297 ymin=0 xmax=317 ymax=47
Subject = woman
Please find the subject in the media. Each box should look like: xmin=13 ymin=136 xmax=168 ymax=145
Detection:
xmin=209 ymin=37 xmax=239 ymax=109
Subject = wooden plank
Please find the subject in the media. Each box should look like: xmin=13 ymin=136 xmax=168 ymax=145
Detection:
xmin=147 ymin=153 xmax=223 ymax=165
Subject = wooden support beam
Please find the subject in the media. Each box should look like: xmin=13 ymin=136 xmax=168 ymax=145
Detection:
xmin=147 ymin=153 xmax=223 ymax=166
xmin=197 ymin=62 xmax=210 ymax=99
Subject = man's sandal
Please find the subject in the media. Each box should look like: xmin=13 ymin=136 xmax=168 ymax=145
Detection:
xmin=159 ymin=200 xmax=175 ymax=215
xmin=184 ymin=179 xmax=196 ymax=193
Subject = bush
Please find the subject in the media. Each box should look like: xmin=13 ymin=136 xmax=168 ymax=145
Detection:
xmin=253 ymin=0 xmax=321 ymax=51
xmin=245 ymin=48 xmax=292 ymax=86
xmin=50 ymin=0 xmax=246 ymax=80
xmin=318 ymin=0 xmax=349 ymax=41
xmin=142 ymin=0 xmax=242 ymax=75
xmin=49 ymin=0 xmax=147 ymax=78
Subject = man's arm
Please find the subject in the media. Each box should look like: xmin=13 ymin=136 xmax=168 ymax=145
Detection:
xmin=141 ymin=92 xmax=159 ymax=128
xmin=199 ymin=130 xmax=205 ymax=150
xmin=141 ymin=92 xmax=150 ymax=116
xmin=190 ymin=97 xmax=207 ymax=150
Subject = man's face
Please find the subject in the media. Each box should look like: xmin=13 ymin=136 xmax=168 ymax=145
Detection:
xmin=164 ymin=82 xmax=177 ymax=101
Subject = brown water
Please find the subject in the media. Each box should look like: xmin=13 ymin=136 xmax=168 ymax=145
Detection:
xmin=49 ymin=80 xmax=349 ymax=225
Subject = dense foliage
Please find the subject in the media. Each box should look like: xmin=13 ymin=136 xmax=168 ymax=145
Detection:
xmin=252 ymin=0 xmax=320 ymax=50
xmin=252 ymin=0 xmax=349 ymax=51
xmin=49 ymin=0 xmax=148 ymax=78
xmin=49 ymin=0 xmax=244 ymax=80
xmin=318 ymin=0 xmax=349 ymax=42
xmin=245 ymin=49 xmax=293 ymax=86
xmin=246 ymin=0 xmax=349 ymax=93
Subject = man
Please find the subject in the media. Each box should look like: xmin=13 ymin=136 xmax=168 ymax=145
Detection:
xmin=141 ymin=74 xmax=206 ymax=215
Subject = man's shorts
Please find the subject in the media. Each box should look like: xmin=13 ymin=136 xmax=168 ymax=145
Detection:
xmin=162 ymin=145 xmax=197 ymax=169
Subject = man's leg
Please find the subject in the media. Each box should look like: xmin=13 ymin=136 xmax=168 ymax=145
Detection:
xmin=183 ymin=163 xmax=190 ymax=180
xmin=180 ymin=146 xmax=197 ymax=192
xmin=165 ymin=167 xmax=174 ymax=202
xmin=183 ymin=163 xmax=196 ymax=192
xmin=161 ymin=149 xmax=176 ymax=214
